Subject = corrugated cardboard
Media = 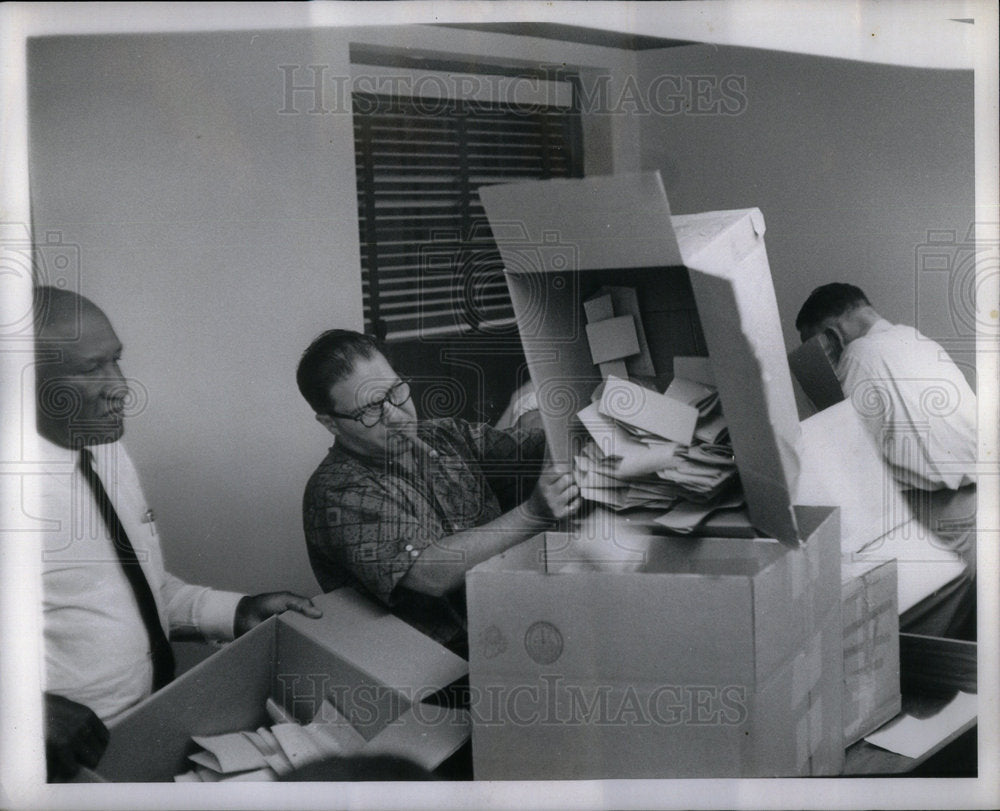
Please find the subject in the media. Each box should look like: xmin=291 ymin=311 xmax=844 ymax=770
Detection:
xmin=86 ymin=588 xmax=469 ymax=782
xmin=465 ymin=505 xmax=843 ymax=779
xmin=480 ymin=171 xmax=801 ymax=545
xmin=841 ymin=559 xmax=901 ymax=745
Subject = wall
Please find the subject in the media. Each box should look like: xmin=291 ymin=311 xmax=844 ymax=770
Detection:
xmin=26 ymin=26 xmax=637 ymax=597
xmin=636 ymin=44 xmax=976 ymax=383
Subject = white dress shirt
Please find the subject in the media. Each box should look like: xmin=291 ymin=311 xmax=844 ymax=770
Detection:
xmin=38 ymin=435 xmax=243 ymax=723
xmin=837 ymin=319 xmax=977 ymax=490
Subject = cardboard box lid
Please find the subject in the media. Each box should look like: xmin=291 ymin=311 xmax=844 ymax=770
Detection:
xmin=797 ymin=400 xmax=914 ymax=553
xmin=479 ymin=171 xmax=801 ymax=544
xmin=481 ymin=171 xmax=683 ymax=271
xmin=280 ymin=588 xmax=468 ymax=693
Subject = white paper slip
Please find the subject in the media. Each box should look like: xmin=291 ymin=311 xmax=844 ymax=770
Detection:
xmin=305 ymin=699 xmax=369 ymax=757
xmin=694 ymin=412 xmax=729 ymax=445
xmin=894 ymin=559 xmax=968 ymax=614
xmin=654 ymin=492 xmax=745 ymax=534
xmin=684 ymin=443 xmax=736 ymax=467
xmin=190 ymin=732 xmax=268 ymax=774
xmin=579 ymin=485 xmax=629 ymax=510
xmin=599 ymin=376 xmax=698 ymax=445
xmin=255 ymin=727 xmax=295 ymax=776
xmin=863 ymin=691 xmax=977 ymax=759
xmin=266 ymin=697 xmax=296 ymax=725
xmin=664 ymin=377 xmax=718 ymax=416
xmin=577 ymin=402 xmax=652 ymax=459
xmin=271 ymin=722 xmax=326 ymax=769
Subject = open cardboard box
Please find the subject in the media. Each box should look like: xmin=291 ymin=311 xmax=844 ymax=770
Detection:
xmin=471 ymin=173 xmax=853 ymax=777
xmin=480 ymin=171 xmax=801 ymax=545
xmin=465 ymin=506 xmax=843 ymax=779
xmin=82 ymin=588 xmax=470 ymax=782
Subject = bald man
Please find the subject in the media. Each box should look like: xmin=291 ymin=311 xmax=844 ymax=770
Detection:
xmin=33 ymin=286 xmax=321 ymax=780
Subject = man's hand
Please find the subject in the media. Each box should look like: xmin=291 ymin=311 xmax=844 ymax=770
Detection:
xmin=526 ymin=465 xmax=581 ymax=522
xmin=234 ymin=592 xmax=322 ymax=637
xmin=44 ymin=692 xmax=109 ymax=781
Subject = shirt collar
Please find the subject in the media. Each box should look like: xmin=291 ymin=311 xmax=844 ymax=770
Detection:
xmin=35 ymin=431 xmax=124 ymax=464
xmin=864 ymin=318 xmax=893 ymax=337
xmin=329 ymin=422 xmax=442 ymax=467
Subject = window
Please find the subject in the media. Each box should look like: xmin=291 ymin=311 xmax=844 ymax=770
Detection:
xmin=352 ymin=64 xmax=583 ymax=343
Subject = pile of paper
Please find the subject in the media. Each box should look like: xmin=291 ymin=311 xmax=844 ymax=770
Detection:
xmin=574 ymin=371 xmax=741 ymax=523
xmin=173 ymin=697 xmax=368 ymax=782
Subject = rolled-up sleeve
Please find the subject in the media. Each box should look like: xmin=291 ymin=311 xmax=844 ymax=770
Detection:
xmin=306 ymin=477 xmax=434 ymax=607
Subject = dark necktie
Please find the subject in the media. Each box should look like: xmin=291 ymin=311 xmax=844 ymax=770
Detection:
xmin=78 ymin=448 xmax=175 ymax=690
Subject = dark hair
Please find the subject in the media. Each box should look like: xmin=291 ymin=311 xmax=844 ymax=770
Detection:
xmin=296 ymin=329 xmax=383 ymax=414
xmin=795 ymin=283 xmax=871 ymax=333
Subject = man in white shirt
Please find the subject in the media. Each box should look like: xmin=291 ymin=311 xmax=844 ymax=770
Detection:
xmin=34 ymin=286 xmax=322 ymax=780
xmin=795 ymin=283 xmax=977 ymax=491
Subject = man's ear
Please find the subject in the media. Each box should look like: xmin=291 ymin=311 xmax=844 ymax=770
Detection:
xmin=316 ymin=413 xmax=339 ymax=437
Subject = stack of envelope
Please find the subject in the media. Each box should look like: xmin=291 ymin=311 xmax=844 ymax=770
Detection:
xmin=574 ymin=374 xmax=739 ymax=516
xmin=173 ymin=697 xmax=370 ymax=782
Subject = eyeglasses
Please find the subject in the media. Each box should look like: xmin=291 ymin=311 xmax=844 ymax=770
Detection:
xmin=329 ymin=379 xmax=412 ymax=427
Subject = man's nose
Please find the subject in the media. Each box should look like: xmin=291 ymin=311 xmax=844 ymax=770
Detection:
xmin=382 ymin=400 xmax=412 ymax=424
xmin=102 ymin=362 xmax=129 ymax=398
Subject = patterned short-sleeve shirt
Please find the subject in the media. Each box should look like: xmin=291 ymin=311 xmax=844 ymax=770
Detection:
xmin=303 ymin=418 xmax=545 ymax=653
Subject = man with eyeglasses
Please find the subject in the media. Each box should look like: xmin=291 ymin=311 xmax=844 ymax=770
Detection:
xmin=296 ymin=330 xmax=580 ymax=657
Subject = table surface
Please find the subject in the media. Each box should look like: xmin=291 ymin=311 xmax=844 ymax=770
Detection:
xmin=841 ymin=633 xmax=977 ymax=775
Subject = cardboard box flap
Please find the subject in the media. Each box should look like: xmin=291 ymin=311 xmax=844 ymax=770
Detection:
xmin=364 ymin=707 xmax=471 ymax=772
xmin=98 ymin=616 xmax=278 ymax=782
xmin=673 ymin=207 xmax=765 ymax=267
xmin=280 ymin=588 xmax=468 ymax=692
xmin=796 ymin=400 xmax=914 ymax=553
xmin=680 ymin=213 xmax=801 ymax=545
xmin=480 ymin=171 xmax=683 ymax=272
xmin=480 ymin=171 xmax=801 ymax=544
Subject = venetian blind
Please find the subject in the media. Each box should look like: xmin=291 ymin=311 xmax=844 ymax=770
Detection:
xmin=352 ymin=66 xmax=583 ymax=341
